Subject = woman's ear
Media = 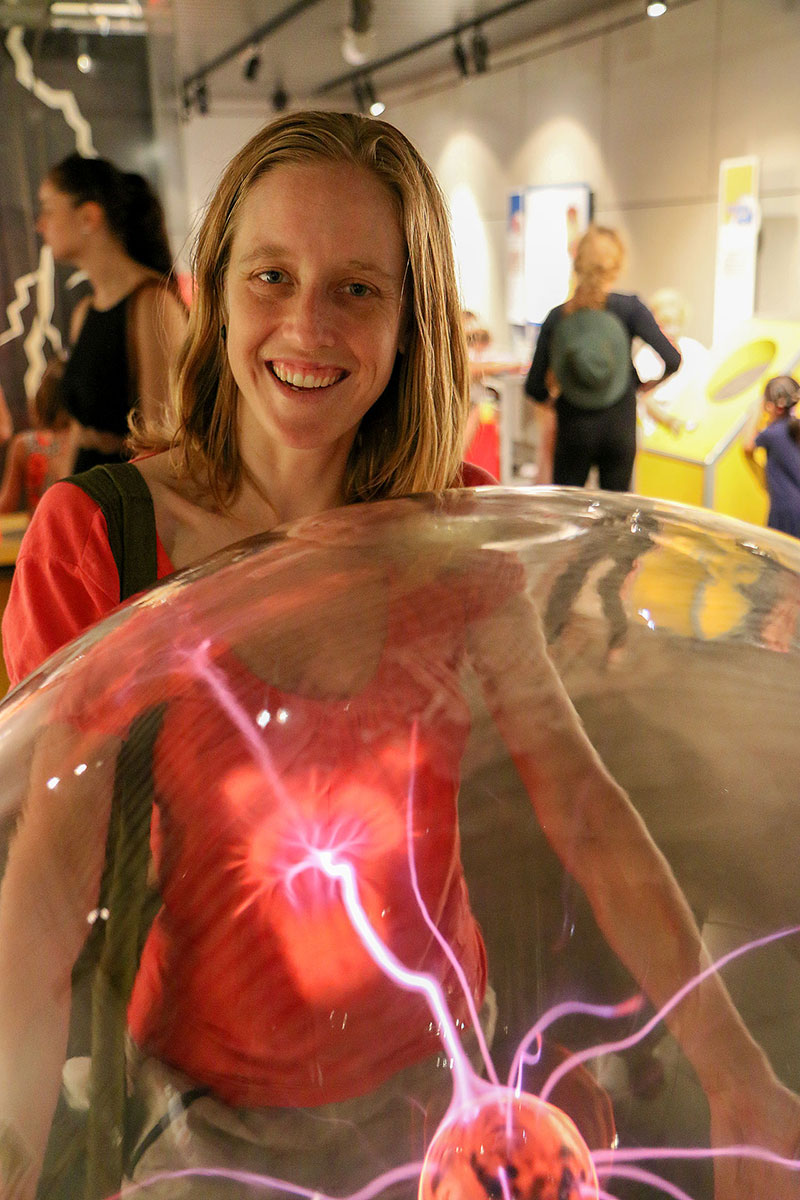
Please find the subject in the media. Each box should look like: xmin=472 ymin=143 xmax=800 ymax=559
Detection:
xmin=78 ymin=200 xmax=104 ymax=235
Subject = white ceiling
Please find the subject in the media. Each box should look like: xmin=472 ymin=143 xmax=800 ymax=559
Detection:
xmin=170 ymin=0 xmax=635 ymax=110
xmin=0 ymin=0 xmax=639 ymax=111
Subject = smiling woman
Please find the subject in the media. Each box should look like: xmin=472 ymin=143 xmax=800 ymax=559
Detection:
xmin=4 ymin=111 xmax=480 ymax=680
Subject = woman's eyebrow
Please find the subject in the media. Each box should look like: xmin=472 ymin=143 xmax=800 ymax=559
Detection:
xmin=237 ymin=245 xmax=401 ymax=283
xmin=237 ymin=243 xmax=285 ymax=266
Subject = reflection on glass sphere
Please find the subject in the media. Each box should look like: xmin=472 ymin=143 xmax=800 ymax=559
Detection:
xmin=1 ymin=487 xmax=799 ymax=1200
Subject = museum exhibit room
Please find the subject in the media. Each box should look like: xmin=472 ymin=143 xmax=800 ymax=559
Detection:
xmin=0 ymin=2 xmax=799 ymax=1198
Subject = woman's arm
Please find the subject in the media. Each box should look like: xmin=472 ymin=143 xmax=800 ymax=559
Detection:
xmin=467 ymin=589 xmax=800 ymax=1197
xmin=628 ymin=296 xmax=682 ymax=382
xmin=131 ymin=287 xmax=188 ymax=430
xmin=524 ymin=311 xmax=559 ymax=403
xmin=533 ymin=400 xmax=557 ymax=486
xmin=742 ymin=401 xmax=766 ymax=455
xmin=0 ymin=722 xmax=119 ymax=1195
xmin=0 ymin=437 xmax=27 ymax=514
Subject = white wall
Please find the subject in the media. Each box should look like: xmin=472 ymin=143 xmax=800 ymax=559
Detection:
xmin=388 ymin=0 xmax=800 ymax=349
xmin=180 ymin=107 xmax=270 ymax=248
xmin=178 ymin=0 xmax=800 ymax=349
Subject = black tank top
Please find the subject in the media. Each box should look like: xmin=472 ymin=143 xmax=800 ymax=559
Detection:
xmin=61 ymin=292 xmax=133 ymax=435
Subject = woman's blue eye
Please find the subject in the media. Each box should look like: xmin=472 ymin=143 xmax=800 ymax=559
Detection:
xmin=258 ymin=269 xmax=284 ymax=284
xmin=346 ymin=283 xmax=372 ymax=297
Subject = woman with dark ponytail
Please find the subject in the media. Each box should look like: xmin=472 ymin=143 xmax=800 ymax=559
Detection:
xmin=743 ymin=374 xmax=800 ymax=538
xmin=36 ymin=154 xmax=187 ymax=470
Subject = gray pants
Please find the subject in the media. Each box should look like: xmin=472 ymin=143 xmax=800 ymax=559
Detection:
xmin=124 ymin=991 xmax=497 ymax=1199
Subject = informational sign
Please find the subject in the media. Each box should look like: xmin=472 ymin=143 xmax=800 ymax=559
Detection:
xmin=712 ymin=156 xmax=760 ymax=347
xmin=516 ymin=183 xmax=592 ymax=326
xmin=506 ymin=192 xmax=526 ymax=327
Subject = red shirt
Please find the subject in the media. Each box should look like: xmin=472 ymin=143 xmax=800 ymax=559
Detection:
xmin=2 ymin=460 xmax=495 ymax=687
xmin=2 ymin=459 xmax=511 ymax=1107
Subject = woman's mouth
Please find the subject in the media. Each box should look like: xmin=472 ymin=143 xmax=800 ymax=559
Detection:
xmin=269 ymin=361 xmax=347 ymax=390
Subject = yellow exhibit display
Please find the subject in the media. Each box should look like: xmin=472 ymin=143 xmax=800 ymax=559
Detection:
xmin=0 ymin=512 xmax=29 ymax=569
xmin=634 ymin=318 xmax=800 ymax=525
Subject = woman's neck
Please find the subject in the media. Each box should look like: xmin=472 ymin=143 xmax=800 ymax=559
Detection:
xmin=79 ymin=239 xmax=153 ymax=310
xmin=239 ymin=446 xmax=349 ymax=527
xmin=235 ymin=413 xmax=354 ymax=527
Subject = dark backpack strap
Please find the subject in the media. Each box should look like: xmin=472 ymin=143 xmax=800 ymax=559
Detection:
xmin=85 ymin=702 xmax=167 ymax=1200
xmin=65 ymin=463 xmax=158 ymax=600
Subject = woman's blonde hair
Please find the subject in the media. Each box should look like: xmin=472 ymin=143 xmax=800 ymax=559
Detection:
xmin=566 ymin=225 xmax=626 ymax=313
xmin=137 ymin=110 xmax=469 ymax=506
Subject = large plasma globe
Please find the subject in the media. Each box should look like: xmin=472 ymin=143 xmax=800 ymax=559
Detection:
xmin=0 ymin=487 xmax=799 ymax=1200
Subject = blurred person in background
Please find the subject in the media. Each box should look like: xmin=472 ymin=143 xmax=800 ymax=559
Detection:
xmin=0 ymin=358 xmax=75 ymax=514
xmin=36 ymin=153 xmax=187 ymax=471
xmin=525 ymin=226 xmax=681 ymax=489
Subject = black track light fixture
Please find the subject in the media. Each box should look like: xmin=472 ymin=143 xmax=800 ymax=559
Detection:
xmin=471 ymin=25 xmax=489 ymax=73
xmin=362 ymin=78 xmax=385 ymax=116
xmin=196 ymin=79 xmax=209 ymax=115
xmin=350 ymin=0 xmax=373 ymax=35
xmin=272 ymin=83 xmax=289 ymax=111
xmin=243 ymin=46 xmax=262 ymax=82
xmin=453 ymin=37 xmax=469 ymax=78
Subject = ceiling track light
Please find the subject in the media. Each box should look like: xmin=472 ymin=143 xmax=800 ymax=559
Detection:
xmin=471 ymin=25 xmax=489 ymax=73
xmin=349 ymin=0 xmax=373 ymax=35
xmin=646 ymin=0 xmax=668 ymax=14
xmin=76 ymin=33 xmax=93 ymax=73
xmin=362 ymin=77 xmax=384 ymax=117
xmin=271 ymin=83 xmax=289 ymax=111
xmin=453 ymin=37 xmax=469 ymax=78
xmin=195 ymin=79 xmax=209 ymax=116
xmin=242 ymin=45 xmax=262 ymax=82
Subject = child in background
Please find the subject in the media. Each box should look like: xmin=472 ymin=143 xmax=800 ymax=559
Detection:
xmin=743 ymin=374 xmax=800 ymax=538
xmin=0 ymin=359 xmax=75 ymax=514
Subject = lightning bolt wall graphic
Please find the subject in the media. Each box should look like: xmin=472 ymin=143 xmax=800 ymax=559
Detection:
xmin=1 ymin=26 xmax=97 ymax=395
xmin=5 ymin=26 xmax=96 ymax=157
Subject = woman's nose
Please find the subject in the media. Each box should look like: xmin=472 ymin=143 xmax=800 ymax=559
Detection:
xmin=285 ymin=286 xmax=336 ymax=347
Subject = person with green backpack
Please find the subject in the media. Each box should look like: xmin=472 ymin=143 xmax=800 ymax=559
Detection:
xmin=525 ymin=225 xmax=681 ymax=490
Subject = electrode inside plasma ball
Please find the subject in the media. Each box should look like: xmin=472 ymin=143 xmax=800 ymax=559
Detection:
xmin=419 ymin=1087 xmax=598 ymax=1200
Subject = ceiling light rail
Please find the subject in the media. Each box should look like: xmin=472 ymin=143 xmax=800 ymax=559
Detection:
xmin=181 ymin=0 xmax=326 ymax=93
xmin=314 ymin=0 xmax=537 ymax=97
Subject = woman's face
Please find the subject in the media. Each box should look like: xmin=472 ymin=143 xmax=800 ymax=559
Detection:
xmin=36 ymin=179 xmax=84 ymax=263
xmin=224 ymin=160 xmax=407 ymax=462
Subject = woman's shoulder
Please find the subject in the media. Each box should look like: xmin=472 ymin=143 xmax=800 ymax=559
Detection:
xmin=18 ymin=479 xmax=113 ymax=563
xmin=458 ymin=461 xmax=498 ymax=487
xmin=757 ymin=420 xmax=791 ymax=450
xmin=128 ymin=276 xmax=188 ymax=348
xmin=542 ymin=303 xmax=567 ymax=328
xmin=606 ymin=291 xmax=643 ymax=314
xmin=3 ymin=481 xmax=122 ymax=686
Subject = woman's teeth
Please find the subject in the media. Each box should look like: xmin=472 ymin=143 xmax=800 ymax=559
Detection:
xmin=272 ymin=363 xmax=342 ymax=389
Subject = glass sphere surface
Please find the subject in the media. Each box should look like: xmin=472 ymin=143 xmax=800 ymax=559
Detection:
xmin=1 ymin=487 xmax=799 ymax=1200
